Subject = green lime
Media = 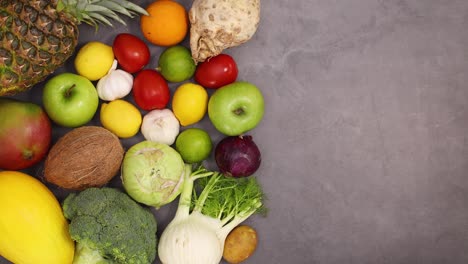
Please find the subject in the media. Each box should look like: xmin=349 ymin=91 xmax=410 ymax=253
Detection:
xmin=175 ymin=128 xmax=212 ymax=163
xmin=158 ymin=45 xmax=196 ymax=83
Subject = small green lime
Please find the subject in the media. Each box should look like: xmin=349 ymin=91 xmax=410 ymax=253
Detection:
xmin=158 ymin=45 xmax=196 ymax=83
xmin=175 ymin=128 xmax=212 ymax=163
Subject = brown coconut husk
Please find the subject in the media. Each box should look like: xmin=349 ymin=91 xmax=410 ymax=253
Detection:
xmin=44 ymin=126 xmax=124 ymax=190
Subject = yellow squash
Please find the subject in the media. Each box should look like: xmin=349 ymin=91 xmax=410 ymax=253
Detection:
xmin=0 ymin=171 xmax=74 ymax=264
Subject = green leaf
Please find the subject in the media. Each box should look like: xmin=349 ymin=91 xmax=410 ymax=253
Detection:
xmin=76 ymin=0 xmax=88 ymax=11
xmin=111 ymin=0 xmax=149 ymax=16
xmin=96 ymin=0 xmax=133 ymax=17
xmin=64 ymin=0 xmax=79 ymax=7
xmin=192 ymin=174 xmax=265 ymax=224
xmin=80 ymin=13 xmax=98 ymax=27
xmin=85 ymin=5 xmax=126 ymax=25
xmin=87 ymin=12 xmax=114 ymax=27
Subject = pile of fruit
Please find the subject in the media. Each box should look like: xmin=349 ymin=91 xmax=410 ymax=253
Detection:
xmin=0 ymin=0 xmax=265 ymax=264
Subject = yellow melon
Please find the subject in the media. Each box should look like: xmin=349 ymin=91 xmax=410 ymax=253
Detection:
xmin=0 ymin=171 xmax=74 ymax=264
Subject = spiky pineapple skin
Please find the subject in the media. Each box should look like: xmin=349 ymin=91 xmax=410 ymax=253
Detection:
xmin=0 ymin=0 xmax=78 ymax=96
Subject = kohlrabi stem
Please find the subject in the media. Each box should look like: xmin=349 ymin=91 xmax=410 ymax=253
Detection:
xmin=191 ymin=171 xmax=215 ymax=180
xmin=216 ymin=197 xmax=230 ymax=220
xmin=220 ymin=211 xmax=236 ymax=226
xmin=192 ymin=172 xmax=221 ymax=213
xmin=174 ymin=164 xmax=194 ymax=219
xmin=220 ymin=199 xmax=263 ymax=237
xmin=175 ymin=165 xmax=217 ymax=218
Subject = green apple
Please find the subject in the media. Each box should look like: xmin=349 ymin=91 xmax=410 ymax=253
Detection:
xmin=43 ymin=73 xmax=99 ymax=127
xmin=208 ymin=81 xmax=264 ymax=136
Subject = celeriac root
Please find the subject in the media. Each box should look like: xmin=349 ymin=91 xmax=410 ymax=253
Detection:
xmin=189 ymin=0 xmax=261 ymax=64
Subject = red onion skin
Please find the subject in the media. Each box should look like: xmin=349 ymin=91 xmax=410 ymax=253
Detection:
xmin=215 ymin=135 xmax=261 ymax=178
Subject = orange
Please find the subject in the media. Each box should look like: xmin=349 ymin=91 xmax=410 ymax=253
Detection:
xmin=140 ymin=0 xmax=189 ymax=46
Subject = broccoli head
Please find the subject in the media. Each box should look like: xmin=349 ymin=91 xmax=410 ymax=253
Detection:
xmin=62 ymin=187 xmax=157 ymax=264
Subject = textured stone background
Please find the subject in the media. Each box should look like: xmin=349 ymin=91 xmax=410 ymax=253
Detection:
xmin=2 ymin=0 xmax=468 ymax=263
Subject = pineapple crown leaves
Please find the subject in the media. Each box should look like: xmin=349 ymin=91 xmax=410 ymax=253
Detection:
xmin=56 ymin=0 xmax=149 ymax=28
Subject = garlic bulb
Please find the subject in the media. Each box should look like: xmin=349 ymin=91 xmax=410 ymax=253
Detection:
xmin=141 ymin=109 xmax=180 ymax=145
xmin=97 ymin=60 xmax=133 ymax=101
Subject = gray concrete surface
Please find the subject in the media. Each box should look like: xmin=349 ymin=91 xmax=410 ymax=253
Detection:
xmin=2 ymin=0 xmax=468 ymax=263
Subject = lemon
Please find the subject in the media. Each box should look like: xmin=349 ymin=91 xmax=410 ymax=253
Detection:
xmin=75 ymin=41 xmax=114 ymax=81
xmin=172 ymin=83 xmax=208 ymax=126
xmin=100 ymin=100 xmax=142 ymax=138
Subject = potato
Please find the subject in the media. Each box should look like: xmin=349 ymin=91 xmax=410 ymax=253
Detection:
xmin=223 ymin=225 xmax=258 ymax=264
xmin=189 ymin=0 xmax=261 ymax=64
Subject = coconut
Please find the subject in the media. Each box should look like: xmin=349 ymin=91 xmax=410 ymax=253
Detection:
xmin=44 ymin=126 xmax=124 ymax=190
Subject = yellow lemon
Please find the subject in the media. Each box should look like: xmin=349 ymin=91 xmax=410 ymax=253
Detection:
xmin=74 ymin=41 xmax=114 ymax=81
xmin=172 ymin=83 xmax=208 ymax=126
xmin=100 ymin=100 xmax=142 ymax=138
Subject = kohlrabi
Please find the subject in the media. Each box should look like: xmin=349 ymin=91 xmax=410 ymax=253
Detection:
xmin=158 ymin=164 xmax=265 ymax=264
xmin=121 ymin=141 xmax=185 ymax=209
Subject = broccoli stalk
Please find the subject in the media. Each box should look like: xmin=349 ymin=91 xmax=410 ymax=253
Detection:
xmin=62 ymin=187 xmax=158 ymax=264
xmin=72 ymin=242 xmax=107 ymax=264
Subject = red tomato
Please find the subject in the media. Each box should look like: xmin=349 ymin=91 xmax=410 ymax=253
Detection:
xmin=113 ymin=33 xmax=150 ymax=73
xmin=132 ymin=69 xmax=170 ymax=111
xmin=194 ymin=54 xmax=238 ymax=89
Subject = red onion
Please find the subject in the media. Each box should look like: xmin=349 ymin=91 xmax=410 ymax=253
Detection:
xmin=214 ymin=135 xmax=261 ymax=177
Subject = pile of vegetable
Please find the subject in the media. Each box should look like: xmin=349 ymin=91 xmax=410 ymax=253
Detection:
xmin=0 ymin=0 xmax=266 ymax=263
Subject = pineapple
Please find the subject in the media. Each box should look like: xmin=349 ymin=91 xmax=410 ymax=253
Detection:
xmin=0 ymin=0 xmax=147 ymax=96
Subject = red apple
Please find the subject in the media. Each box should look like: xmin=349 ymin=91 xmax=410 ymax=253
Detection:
xmin=0 ymin=98 xmax=52 ymax=170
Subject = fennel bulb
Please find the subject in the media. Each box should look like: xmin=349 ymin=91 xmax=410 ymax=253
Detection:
xmin=158 ymin=165 xmax=265 ymax=264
